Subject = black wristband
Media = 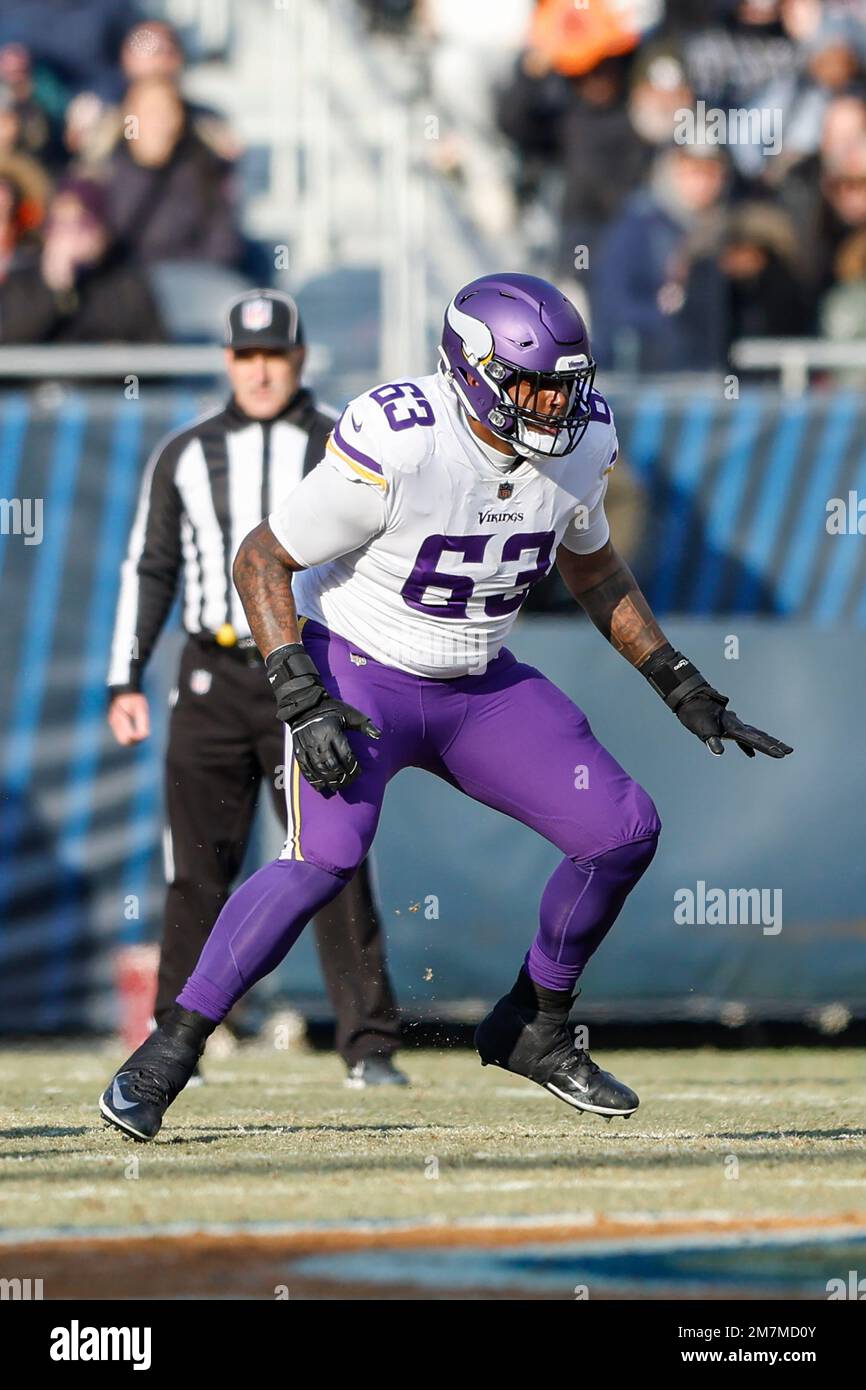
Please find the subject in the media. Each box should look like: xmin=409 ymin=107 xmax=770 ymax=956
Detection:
xmin=265 ymin=642 xmax=325 ymax=722
xmin=264 ymin=643 xmax=313 ymax=678
xmin=640 ymin=643 xmax=708 ymax=711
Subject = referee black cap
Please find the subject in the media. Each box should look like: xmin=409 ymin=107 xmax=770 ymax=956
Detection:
xmin=224 ymin=289 xmax=304 ymax=351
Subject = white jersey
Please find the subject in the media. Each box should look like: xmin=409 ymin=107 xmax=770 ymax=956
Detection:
xmin=268 ymin=371 xmax=618 ymax=678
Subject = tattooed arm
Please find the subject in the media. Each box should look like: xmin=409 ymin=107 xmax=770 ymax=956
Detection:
xmin=232 ymin=519 xmax=304 ymax=659
xmin=556 ymin=539 xmax=666 ymax=670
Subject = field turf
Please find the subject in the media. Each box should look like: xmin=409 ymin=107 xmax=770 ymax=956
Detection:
xmin=1 ymin=1043 xmax=864 ymax=1297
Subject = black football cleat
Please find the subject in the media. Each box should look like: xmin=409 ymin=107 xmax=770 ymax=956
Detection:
xmin=475 ymin=969 xmax=639 ymax=1120
xmin=99 ymin=1005 xmax=215 ymax=1141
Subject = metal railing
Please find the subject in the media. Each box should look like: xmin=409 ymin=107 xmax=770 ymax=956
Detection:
xmin=0 ymin=344 xmax=330 ymax=380
xmin=731 ymin=338 xmax=866 ymax=396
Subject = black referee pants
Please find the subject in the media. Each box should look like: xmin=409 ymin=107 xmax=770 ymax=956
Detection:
xmin=155 ymin=636 xmax=401 ymax=1065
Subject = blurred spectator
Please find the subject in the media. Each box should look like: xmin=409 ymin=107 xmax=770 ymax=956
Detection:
xmin=820 ymin=225 xmax=866 ymax=339
xmin=0 ymin=177 xmax=163 ymax=342
xmin=591 ymin=146 xmax=729 ymax=371
xmin=496 ymin=45 xmax=571 ymax=174
xmin=555 ymin=56 xmax=654 ymax=278
xmin=63 ymin=90 xmax=109 ymax=166
xmin=0 ymin=165 xmax=46 ymax=278
xmin=526 ymin=0 xmax=641 ymax=78
xmin=680 ymin=201 xmax=814 ymax=366
xmin=743 ymin=12 xmax=866 ymax=186
xmin=805 ymin=132 xmax=866 ymax=293
xmin=72 ymin=20 xmax=240 ymax=169
xmin=0 ymin=0 xmax=137 ymax=103
xmin=628 ymin=45 xmax=695 ymax=151
xmin=0 ymin=175 xmax=22 ymax=280
xmin=0 ymin=96 xmax=52 ymax=224
xmin=498 ymin=0 xmax=648 ymax=161
xmin=121 ymin=18 xmax=186 ymax=83
xmin=128 ymin=19 xmax=239 ymax=157
xmin=780 ymin=91 xmax=866 ymax=260
xmin=100 ymin=76 xmax=242 ymax=267
xmin=679 ymin=0 xmax=800 ymax=111
xmin=122 ymin=19 xmax=238 ymax=156
xmin=0 ymin=43 xmax=66 ymax=172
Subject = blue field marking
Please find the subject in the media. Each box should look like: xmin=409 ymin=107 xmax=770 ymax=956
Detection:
xmin=648 ymin=397 xmax=715 ymax=612
xmin=774 ymin=393 xmax=858 ymax=615
xmin=812 ymin=431 xmax=866 ymax=625
xmin=0 ymin=395 xmax=29 ymax=589
xmin=733 ymin=399 xmax=807 ymax=613
xmin=39 ymin=405 xmax=145 ymax=1028
xmin=290 ymin=1228 xmax=866 ymax=1297
xmin=691 ymin=396 xmax=764 ymax=614
xmin=119 ymin=392 xmax=198 ymax=946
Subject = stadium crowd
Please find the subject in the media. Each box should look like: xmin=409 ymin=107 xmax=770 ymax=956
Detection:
xmin=0 ymin=3 xmax=247 ymax=345
xmin=368 ymin=0 xmax=866 ymax=370
xmin=1 ymin=0 xmax=865 ymax=372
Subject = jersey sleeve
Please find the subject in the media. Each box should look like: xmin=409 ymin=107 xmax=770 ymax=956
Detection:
xmin=268 ymin=398 xmax=388 ymax=566
xmin=559 ymin=422 xmax=618 ymax=556
xmin=321 ymin=394 xmax=392 ymax=491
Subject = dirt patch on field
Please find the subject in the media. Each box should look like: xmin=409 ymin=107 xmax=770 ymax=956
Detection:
xmin=3 ymin=1211 xmax=864 ymax=1300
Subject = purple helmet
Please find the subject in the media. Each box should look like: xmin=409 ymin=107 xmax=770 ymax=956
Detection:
xmin=438 ymin=272 xmax=596 ymax=459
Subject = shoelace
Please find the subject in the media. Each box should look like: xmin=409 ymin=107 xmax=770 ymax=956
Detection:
xmin=128 ymin=1068 xmax=172 ymax=1107
xmin=547 ymin=1040 xmax=601 ymax=1078
xmin=570 ymin=1048 xmax=601 ymax=1078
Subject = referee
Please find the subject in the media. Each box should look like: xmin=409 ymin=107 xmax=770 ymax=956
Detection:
xmin=106 ymin=288 xmax=406 ymax=1087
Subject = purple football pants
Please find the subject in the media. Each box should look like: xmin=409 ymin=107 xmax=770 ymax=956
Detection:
xmin=178 ymin=619 xmax=660 ymax=1021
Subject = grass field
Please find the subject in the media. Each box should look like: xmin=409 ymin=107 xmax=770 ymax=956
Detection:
xmin=1 ymin=1042 xmax=865 ymax=1297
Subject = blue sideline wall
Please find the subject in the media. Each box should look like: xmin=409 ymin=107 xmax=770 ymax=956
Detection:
xmin=0 ymin=387 xmax=864 ymax=1030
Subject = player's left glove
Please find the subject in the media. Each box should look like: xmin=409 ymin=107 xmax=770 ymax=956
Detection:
xmin=640 ymin=644 xmax=793 ymax=759
xmin=265 ymin=642 xmax=381 ymax=791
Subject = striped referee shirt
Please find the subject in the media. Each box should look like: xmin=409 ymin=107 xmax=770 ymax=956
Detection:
xmin=107 ymin=388 xmax=335 ymax=694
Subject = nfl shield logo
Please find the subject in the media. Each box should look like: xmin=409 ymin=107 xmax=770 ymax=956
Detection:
xmin=498 ymin=481 xmax=513 ymax=500
xmin=241 ymin=297 xmax=273 ymax=332
xmin=190 ymin=669 xmax=212 ymax=696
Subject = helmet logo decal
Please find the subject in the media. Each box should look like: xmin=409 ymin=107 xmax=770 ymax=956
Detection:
xmin=446 ymin=298 xmax=495 ymax=367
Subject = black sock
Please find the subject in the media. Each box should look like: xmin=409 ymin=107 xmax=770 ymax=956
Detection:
xmin=162 ymin=1004 xmax=217 ymax=1051
xmin=508 ymin=966 xmax=574 ymax=1017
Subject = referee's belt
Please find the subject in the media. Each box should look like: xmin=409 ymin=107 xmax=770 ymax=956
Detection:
xmin=193 ymin=626 xmax=263 ymax=661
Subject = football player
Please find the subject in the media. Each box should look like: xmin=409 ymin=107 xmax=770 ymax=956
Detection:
xmin=99 ymin=273 xmax=792 ymax=1140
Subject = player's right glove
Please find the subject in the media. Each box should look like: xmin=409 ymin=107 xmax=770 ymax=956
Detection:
xmin=640 ymin=644 xmax=793 ymax=760
xmin=265 ymin=643 xmax=381 ymax=791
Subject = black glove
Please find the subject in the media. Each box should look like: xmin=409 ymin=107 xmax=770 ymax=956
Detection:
xmin=265 ymin=643 xmax=381 ymax=791
xmin=640 ymin=645 xmax=793 ymax=760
